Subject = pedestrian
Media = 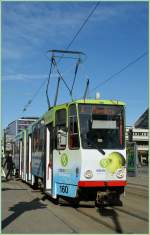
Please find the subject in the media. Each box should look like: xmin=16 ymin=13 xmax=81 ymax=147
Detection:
xmin=3 ymin=152 xmax=14 ymax=180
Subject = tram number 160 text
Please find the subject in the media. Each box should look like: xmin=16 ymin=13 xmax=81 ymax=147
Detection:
xmin=60 ymin=185 xmax=68 ymax=194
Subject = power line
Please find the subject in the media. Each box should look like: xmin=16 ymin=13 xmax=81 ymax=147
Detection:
xmin=63 ymin=2 xmax=100 ymax=54
xmin=90 ymin=51 xmax=148 ymax=95
xmin=22 ymin=2 xmax=100 ymax=113
xmin=22 ymin=78 xmax=47 ymax=112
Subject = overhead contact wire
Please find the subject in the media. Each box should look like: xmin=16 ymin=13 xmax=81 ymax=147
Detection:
xmin=22 ymin=2 xmax=100 ymax=112
xmin=90 ymin=51 xmax=148 ymax=94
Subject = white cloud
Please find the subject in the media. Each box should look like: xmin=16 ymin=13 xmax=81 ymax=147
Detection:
xmin=2 ymin=2 xmax=147 ymax=61
xmin=2 ymin=73 xmax=57 ymax=82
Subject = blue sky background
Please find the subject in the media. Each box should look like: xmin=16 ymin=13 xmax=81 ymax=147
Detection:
xmin=2 ymin=1 xmax=148 ymax=128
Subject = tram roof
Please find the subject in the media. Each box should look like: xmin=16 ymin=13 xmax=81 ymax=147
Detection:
xmin=48 ymin=99 xmax=125 ymax=109
xmin=45 ymin=99 xmax=125 ymax=110
xmin=15 ymin=99 xmax=125 ymax=135
xmin=71 ymin=99 xmax=125 ymax=106
xmin=43 ymin=99 xmax=125 ymax=125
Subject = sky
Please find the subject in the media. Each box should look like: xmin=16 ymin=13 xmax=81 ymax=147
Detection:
xmin=2 ymin=1 xmax=148 ymax=128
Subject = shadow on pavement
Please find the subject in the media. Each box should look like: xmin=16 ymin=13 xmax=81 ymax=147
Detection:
xmin=2 ymin=198 xmax=47 ymax=230
xmin=59 ymin=203 xmax=94 ymax=208
xmin=2 ymin=188 xmax=27 ymax=191
xmin=97 ymin=207 xmax=123 ymax=233
xmin=1 ymin=178 xmax=16 ymax=183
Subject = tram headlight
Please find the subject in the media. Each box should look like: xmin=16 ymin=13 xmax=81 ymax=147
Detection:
xmin=116 ymin=168 xmax=125 ymax=179
xmin=84 ymin=170 xmax=93 ymax=179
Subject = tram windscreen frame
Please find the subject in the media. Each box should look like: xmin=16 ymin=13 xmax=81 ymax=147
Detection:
xmin=78 ymin=104 xmax=125 ymax=150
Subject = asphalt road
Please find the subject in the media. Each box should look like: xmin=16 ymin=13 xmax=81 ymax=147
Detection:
xmin=1 ymin=168 xmax=149 ymax=234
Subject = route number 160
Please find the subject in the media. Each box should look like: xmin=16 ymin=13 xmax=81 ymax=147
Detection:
xmin=60 ymin=185 xmax=68 ymax=193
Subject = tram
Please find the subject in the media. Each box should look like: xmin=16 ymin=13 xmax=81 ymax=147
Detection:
xmin=14 ymin=99 xmax=126 ymax=206
xmin=13 ymin=50 xmax=126 ymax=206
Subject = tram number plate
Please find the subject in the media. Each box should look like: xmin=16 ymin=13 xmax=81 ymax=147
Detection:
xmin=60 ymin=185 xmax=68 ymax=194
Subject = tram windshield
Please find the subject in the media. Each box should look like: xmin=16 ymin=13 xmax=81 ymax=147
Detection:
xmin=78 ymin=104 xmax=125 ymax=150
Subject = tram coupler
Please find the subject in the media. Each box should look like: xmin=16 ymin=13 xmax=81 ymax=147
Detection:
xmin=96 ymin=190 xmax=123 ymax=207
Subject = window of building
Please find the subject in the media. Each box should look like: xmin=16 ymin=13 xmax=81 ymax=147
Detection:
xmin=68 ymin=104 xmax=79 ymax=149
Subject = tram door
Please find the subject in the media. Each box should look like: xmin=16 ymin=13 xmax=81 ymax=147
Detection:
xmin=45 ymin=124 xmax=53 ymax=193
xmin=19 ymin=140 xmax=22 ymax=177
xmin=28 ymin=135 xmax=32 ymax=181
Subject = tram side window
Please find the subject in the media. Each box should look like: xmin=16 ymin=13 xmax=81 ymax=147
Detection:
xmin=32 ymin=124 xmax=45 ymax=153
xmin=39 ymin=124 xmax=44 ymax=153
xmin=33 ymin=126 xmax=40 ymax=152
xmin=33 ymin=126 xmax=37 ymax=152
xmin=55 ymin=109 xmax=67 ymax=150
xmin=68 ymin=104 xmax=80 ymax=149
xmin=41 ymin=130 xmax=44 ymax=151
xmin=14 ymin=141 xmax=19 ymax=157
xmin=21 ymin=140 xmax=24 ymax=158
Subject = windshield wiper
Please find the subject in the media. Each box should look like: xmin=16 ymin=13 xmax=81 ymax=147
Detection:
xmin=87 ymin=138 xmax=105 ymax=155
xmin=96 ymin=145 xmax=105 ymax=155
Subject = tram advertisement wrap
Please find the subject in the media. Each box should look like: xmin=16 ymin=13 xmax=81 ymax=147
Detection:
xmin=80 ymin=149 xmax=126 ymax=181
xmin=100 ymin=152 xmax=126 ymax=178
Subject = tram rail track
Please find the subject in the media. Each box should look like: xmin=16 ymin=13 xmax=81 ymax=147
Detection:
xmin=125 ymin=185 xmax=148 ymax=198
xmin=3 ymin=179 xmax=148 ymax=234
xmin=128 ymin=182 xmax=148 ymax=189
xmin=74 ymin=203 xmax=148 ymax=234
xmin=76 ymin=202 xmax=148 ymax=222
xmin=75 ymin=207 xmax=123 ymax=233
xmin=112 ymin=206 xmax=148 ymax=222
xmin=16 ymin=179 xmax=148 ymax=222
xmin=125 ymin=189 xmax=148 ymax=198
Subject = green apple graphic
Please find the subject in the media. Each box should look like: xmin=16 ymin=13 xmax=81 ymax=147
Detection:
xmin=100 ymin=152 xmax=125 ymax=174
xmin=100 ymin=158 xmax=110 ymax=168
xmin=61 ymin=153 xmax=68 ymax=167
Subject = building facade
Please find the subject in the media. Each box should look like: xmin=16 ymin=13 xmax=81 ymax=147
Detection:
xmin=126 ymin=127 xmax=149 ymax=164
xmin=134 ymin=109 xmax=148 ymax=129
xmin=126 ymin=108 xmax=149 ymax=164
xmin=4 ymin=117 xmax=39 ymax=153
xmin=5 ymin=117 xmax=39 ymax=136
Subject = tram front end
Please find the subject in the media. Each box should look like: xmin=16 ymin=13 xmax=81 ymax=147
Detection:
xmin=76 ymin=101 xmax=126 ymax=206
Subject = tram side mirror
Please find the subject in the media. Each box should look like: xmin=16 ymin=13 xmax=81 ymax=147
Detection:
xmin=57 ymin=129 xmax=67 ymax=150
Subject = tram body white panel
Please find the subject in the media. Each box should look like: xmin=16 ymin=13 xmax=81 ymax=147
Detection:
xmin=19 ymin=141 xmax=23 ymax=177
xmin=52 ymin=147 xmax=126 ymax=199
xmin=23 ymin=132 xmax=27 ymax=181
xmin=80 ymin=149 xmax=126 ymax=181
xmin=28 ymin=135 xmax=32 ymax=181
xmin=52 ymin=149 xmax=81 ymax=198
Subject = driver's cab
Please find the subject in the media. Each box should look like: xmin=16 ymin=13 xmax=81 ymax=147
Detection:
xmin=55 ymin=103 xmax=80 ymax=151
